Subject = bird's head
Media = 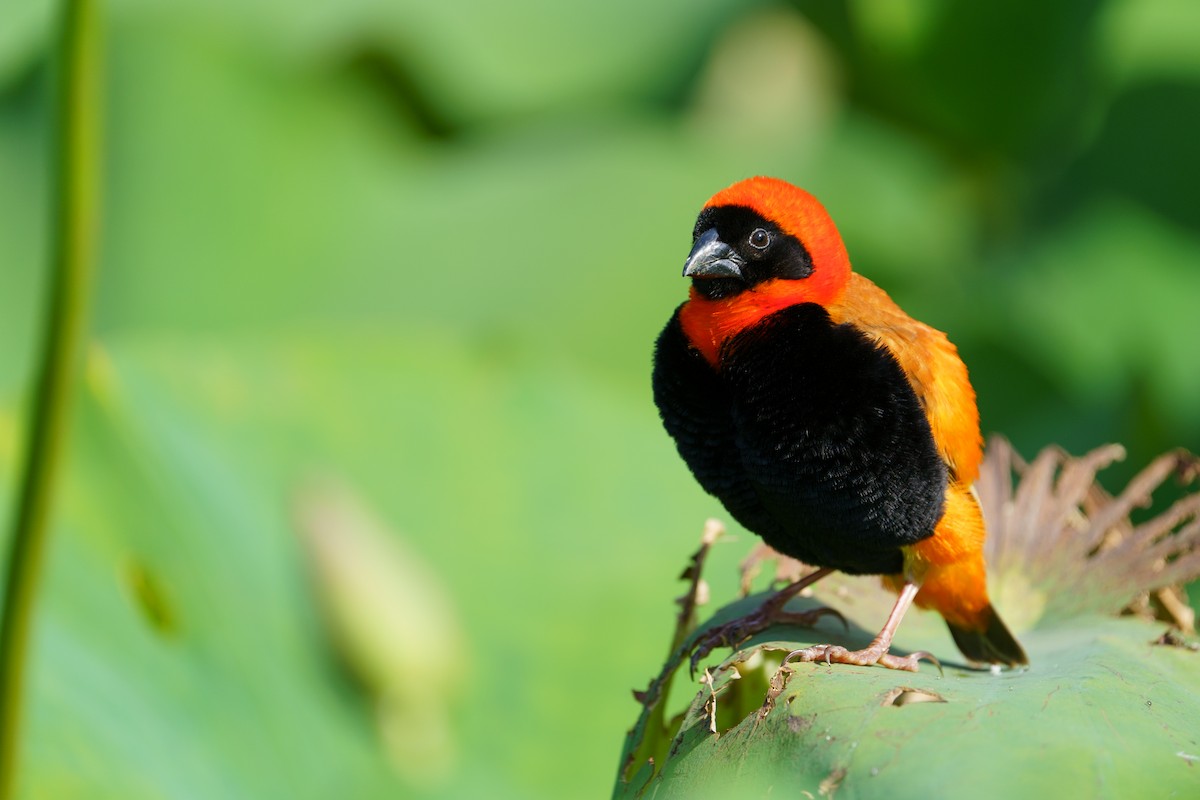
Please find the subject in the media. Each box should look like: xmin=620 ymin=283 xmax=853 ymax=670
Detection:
xmin=683 ymin=176 xmax=850 ymax=306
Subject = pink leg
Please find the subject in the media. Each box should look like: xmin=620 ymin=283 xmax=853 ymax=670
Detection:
xmin=786 ymin=582 xmax=939 ymax=672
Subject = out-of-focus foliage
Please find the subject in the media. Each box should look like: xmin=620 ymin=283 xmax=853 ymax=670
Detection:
xmin=0 ymin=0 xmax=1197 ymax=797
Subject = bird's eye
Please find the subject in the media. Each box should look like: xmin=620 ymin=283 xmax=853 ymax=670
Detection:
xmin=748 ymin=228 xmax=771 ymax=250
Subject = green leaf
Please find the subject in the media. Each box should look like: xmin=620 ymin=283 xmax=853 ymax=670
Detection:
xmin=617 ymin=439 xmax=1200 ymax=797
xmin=619 ymin=612 xmax=1200 ymax=798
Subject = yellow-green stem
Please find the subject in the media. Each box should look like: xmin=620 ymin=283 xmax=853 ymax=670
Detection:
xmin=0 ymin=0 xmax=101 ymax=796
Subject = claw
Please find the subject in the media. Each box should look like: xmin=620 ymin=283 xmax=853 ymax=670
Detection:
xmin=688 ymin=607 xmax=843 ymax=675
xmin=907 ymin=650 xmax=944 ymax=677
xmin=785 ymin=643 xmax=908 ymax=672
xmin=781 ymin=644 xmax=941 ymax=674
xmin=687 ymin=568 xmax=839 ymax=674
xmin=776 ymin=580 xmax=939 ymax=672
xmin=691 ymin=574 xmax=943 ymax=676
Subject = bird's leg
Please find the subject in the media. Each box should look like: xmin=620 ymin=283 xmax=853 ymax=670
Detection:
xmin=785 ymin=582 xmax=939 ymax=672
xmin=690 ymin=567 xmax=844 ymax=672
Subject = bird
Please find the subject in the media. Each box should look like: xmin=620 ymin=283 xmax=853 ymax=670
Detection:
xmin=652 ymin=176 xmax=1027 ymax=670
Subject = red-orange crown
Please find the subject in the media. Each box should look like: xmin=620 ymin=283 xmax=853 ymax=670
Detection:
xmin=704 ymin=176 xmax=850 ymax=304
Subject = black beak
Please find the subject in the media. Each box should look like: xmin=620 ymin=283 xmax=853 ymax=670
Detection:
xmin=683 ymin=228 xmax=744 ymax=280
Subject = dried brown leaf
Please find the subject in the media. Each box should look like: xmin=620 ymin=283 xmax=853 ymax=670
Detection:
xmin=980 ymin=437 xmax=1200 ymax=631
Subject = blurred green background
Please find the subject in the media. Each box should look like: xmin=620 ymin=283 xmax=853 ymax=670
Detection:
xmin=1 ymin=0 xmax=1198 ymax=797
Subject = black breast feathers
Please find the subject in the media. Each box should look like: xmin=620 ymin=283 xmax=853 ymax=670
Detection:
xmin=652 ymin=302 xmax=947 ymax=575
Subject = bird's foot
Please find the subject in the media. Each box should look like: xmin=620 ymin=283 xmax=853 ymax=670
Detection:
xmin=689 ymin=603 xmax=845 ymax=673
xmin=785 ymin=643 xmax=941 ymax=673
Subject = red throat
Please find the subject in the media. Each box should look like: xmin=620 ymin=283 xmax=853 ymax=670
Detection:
xmin=680 ymin=276 xmax=847 ymax=366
